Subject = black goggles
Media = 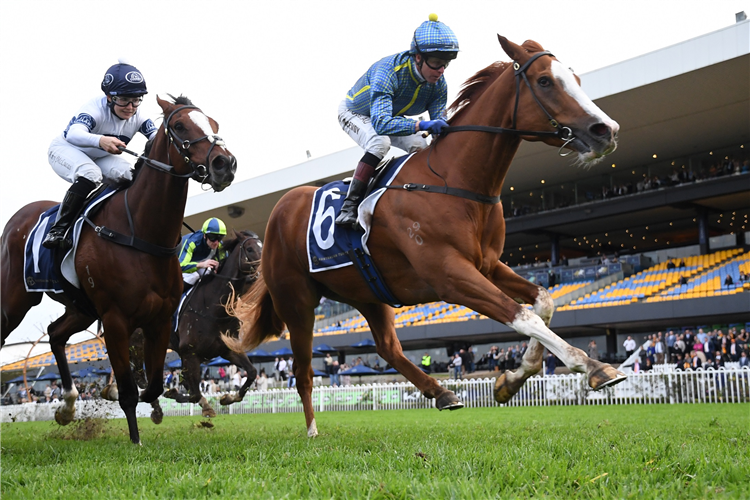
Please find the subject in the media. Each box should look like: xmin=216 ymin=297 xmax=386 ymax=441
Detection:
xmin=206 ymin=234 xmax=223 ymax=242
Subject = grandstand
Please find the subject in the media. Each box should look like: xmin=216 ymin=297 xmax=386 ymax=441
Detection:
xmin=3 ymin=17 xmax=748 ymax=375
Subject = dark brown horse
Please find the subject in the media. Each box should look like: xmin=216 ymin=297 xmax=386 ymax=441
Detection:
xmin=226 ymin=36 xmax=625 ymax=437
xmin=161 ymin=229 xmax=262 ymax=416
xmin=1 ymin=95 xmax=236 ymax=444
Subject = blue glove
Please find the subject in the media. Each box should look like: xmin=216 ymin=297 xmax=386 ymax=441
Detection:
xmin=419 ymin=119 xmax=449 ymax=135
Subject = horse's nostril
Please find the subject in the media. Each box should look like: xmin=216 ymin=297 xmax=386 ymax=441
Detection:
xmin=590 ymin=123 xmax=611 ymax=138
xmin=212 ymin=156 xmax=227 ymax=171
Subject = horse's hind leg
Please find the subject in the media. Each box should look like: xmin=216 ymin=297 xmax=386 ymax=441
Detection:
xmin=489 ymin=263 xmax=552 ymax=403
xmin=47 ymin=308 xmax=95 ymax=425
xmin=358 ymin=302 xmax=462 ymax=410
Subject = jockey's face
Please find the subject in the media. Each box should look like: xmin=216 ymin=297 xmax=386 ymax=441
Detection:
xmin=205 ymin=234 xmax=222 ymax=249
xmin=107 ymin=95 xmax=138 ymax=120
xmin=416 ymin=54 xmax=447 ymax=84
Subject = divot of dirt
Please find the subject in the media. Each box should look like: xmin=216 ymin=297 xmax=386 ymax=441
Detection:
xmin=49 ymin=417 xmax=111 ymax=441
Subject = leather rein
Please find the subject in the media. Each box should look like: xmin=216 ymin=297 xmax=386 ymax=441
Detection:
xmin=82 ymin=105 xmax=228 ymax=257
xmin=385 ymin=51 xmax=575 ymax=205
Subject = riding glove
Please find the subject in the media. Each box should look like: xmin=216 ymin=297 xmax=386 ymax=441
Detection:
xmin=419 ymin=119 xmax=449 ymax=135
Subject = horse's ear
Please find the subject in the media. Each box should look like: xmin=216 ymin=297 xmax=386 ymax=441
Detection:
xmin=156 ymin=95 xmax=174 ymax=114
xmin=498 ymin=35 xmax=524 ymax=62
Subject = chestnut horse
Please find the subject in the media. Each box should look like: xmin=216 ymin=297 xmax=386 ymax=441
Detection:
xmin=1 ymin=95 xmax=236 ymax=444
xmin=226 ymin=37 xmax=625 ymax=437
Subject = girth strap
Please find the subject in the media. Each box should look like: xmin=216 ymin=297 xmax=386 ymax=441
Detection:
xmin=81 ymin=215 xmax=180 ymax=258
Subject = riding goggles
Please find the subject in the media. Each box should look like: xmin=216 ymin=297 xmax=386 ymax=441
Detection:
xmin=206 ymin=234 xmax=223 ymax=242
xmin=423 ymin=57 xmax=451 ymax=70
xmin=111 ymin=95 xmax=144 ymax=107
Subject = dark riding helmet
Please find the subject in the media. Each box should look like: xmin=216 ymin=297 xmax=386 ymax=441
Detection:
xmin=410 ymin=13 xmax=459 ymax=61
xmin=101 ymin=58 xmax=148 ymax=96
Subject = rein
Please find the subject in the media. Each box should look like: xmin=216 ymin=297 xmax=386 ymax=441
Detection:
xmin=386 ymin=51 xmax=574 ymax=205
xmin=84 ymin=104 xmax=225 ymax=257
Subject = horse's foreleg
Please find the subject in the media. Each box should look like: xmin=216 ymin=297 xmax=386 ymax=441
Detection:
xmin=436 ymin=262 xmax=626 ymax=391
xmin=47 ymin=310 xmax=94 ymax=425
xmin=489 ymin=263 xmax=552 ymax=403
xmin=358 ymin=303 xmax=463 ymax=411
xmin=140 ymin=322 xmax=171 ymax=404
xmin=102 ymin=315 xmax=141 ymax=444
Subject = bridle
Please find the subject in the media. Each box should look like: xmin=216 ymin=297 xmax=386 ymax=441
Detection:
xmin=441 ymin=51 xmax=575 ymax=154
xmin=385 ymin=51 xmax=577 ymax=205
xmin=163 ymin=105 xmax=234 ymax=185
xmin=119 ymin=104 xmax=234 ymax=186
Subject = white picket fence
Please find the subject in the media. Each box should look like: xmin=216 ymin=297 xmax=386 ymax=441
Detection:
xmin=3 ymin=367 xmax=748 ymax=423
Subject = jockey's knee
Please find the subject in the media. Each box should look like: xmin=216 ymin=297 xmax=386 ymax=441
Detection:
xmin=364 ymin=135 xmax=390 ymax=159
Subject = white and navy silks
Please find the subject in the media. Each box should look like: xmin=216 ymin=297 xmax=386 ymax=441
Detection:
xmin=48 ymin=96 xmax=157 ymax=185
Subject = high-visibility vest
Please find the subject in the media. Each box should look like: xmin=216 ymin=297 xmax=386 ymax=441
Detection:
xmin=422 ymin=355 xmax=431 ymax=366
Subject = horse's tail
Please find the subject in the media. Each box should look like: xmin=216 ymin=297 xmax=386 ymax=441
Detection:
xmin=222 ymin=270 xmax=285 ymax=353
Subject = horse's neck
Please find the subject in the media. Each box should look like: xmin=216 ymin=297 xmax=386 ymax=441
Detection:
xmin=442 ymin=77 xmax=521 ymax=196
xmin=125 ymin=136 xmax=189 ymax=247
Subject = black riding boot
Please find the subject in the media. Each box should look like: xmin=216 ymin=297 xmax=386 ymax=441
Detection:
xmin=42 ymin=177 xmax=96 ymax=250
xmin=335 ymin=156 xmax=379 ymax=228
xmin=335 ymin=178 xmax=368 ymax=228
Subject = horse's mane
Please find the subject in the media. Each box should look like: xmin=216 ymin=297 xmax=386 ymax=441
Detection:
xmin=167 ymin=93 xmax=194 ymax=106
xmin=448 ymin=40 xmax=546 ymax=121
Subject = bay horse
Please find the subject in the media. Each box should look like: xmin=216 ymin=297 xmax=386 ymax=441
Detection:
xmin=158 ymin=229 xmax=262 ymax=417
xmin=1 ymin=95 xmax=236 ymax=444
xmin=226 ymin=36 xmax=625 ymax=438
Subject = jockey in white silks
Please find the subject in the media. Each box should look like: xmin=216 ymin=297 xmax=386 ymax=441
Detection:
xmin=43 ymin=58 xmax=157 ymax=249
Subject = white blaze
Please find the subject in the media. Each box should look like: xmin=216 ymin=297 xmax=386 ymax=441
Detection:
xmin=550 ymin=61 xmax=619 ymax=133
xmin=188 ymin=111 xmax=227 ymax=148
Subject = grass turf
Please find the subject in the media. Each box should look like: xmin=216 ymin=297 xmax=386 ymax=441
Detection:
xmin=1 ymin=404 xmax=748 ymax=499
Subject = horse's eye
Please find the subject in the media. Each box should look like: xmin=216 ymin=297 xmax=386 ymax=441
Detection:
xmin=538 ymin=76 xmax=552 ymax=88
xmin=175 ymin=122 xmax=186 ymax=132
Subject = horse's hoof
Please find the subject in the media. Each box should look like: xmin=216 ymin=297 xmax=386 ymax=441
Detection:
xmin=151 ymin=409 xmax=164 ymax=425
xmin=54 ymin=408 xmax=75 ymax=426
xmin=436 ymin=391 xmax=464 ymax=411
xmin=101 ymin=384 xmax=118 ymax=401
xmin=589 ymin=365 xmax=628 ymax=391
xmin=493 ymin=373 xmax=515 ymax=404
xmin=307 ymin=419 xmax=318 ymax=438
xmin=202 ymin=407 xmax=217 ymax=419
xmin=163 ymin=388 xmax=179 ymax=399
xmin=219 ymin=394 xmax=235 ymax=406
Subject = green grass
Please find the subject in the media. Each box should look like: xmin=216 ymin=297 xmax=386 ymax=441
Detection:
xmin=1 ymin=404 xmax=748 ymax=499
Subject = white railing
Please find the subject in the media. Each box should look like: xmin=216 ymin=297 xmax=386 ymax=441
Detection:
xmin=2 ymin=367 xmax=748 ymax=422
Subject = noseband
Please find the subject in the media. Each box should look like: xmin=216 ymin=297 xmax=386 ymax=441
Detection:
xmin=118 ymin=105 xmax=234 ymax=185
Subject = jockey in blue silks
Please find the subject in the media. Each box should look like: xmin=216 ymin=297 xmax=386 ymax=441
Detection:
xmin=178 ymin=218 xmax=229 ymax=292
xmin=335 ymin=13 xmax=459 ymax=228
xmin=43 ymin=59 xmax=157 ymax=249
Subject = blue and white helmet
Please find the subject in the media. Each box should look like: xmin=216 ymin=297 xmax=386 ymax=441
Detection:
xmin=101 ymin=58 xmax=148 ymax=96
xmin=410 ymin=14 xmax=459 ymax=58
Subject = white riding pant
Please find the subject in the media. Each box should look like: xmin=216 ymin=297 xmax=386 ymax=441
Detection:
xmin=48 ymin=136 xmax=133 ymax=185
xmin=338 ymin=99 xmax=427 ymax=159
